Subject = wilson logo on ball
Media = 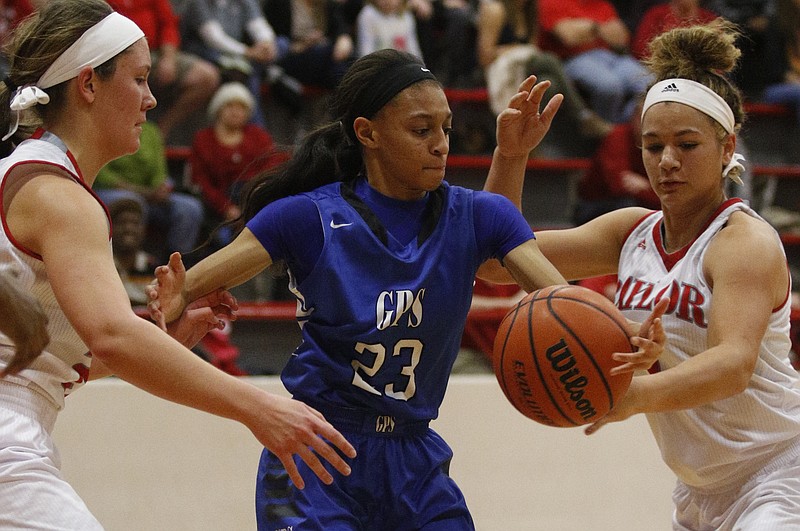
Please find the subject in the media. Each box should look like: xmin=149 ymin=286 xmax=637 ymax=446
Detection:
xmin=545 ymin=338 xmax=597 ymax=421
xmin=493 ymin=285 xmax=633 ymax=428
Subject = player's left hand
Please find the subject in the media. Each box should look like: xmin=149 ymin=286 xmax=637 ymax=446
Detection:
xmin=584 ymin=377 xmax=642 ymax=435
xmin=147 ymin=252 xmax=189 ymax=328
xmin=610 ymin=297 xmax=668 ymax=375
xmin=166 ymin=289 xmax=239 ymax=349
xmin=495 ymin=75 xmax=563 ymax=158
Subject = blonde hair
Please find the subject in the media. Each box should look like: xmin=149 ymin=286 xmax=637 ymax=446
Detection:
xmin=644 ymin=19 xmax=745 ymax=136
xmin=0 ymin=0 xmax=115 ymax=152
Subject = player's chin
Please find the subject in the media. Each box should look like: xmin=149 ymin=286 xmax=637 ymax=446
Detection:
xmin=123 ymin=134 xmax=142 ymax=156
xmin=422 ymin=167 xmax=446 ymax=186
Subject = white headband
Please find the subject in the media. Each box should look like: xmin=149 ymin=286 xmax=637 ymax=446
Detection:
xmin=3 ymin=12 xmax=144 ymax=140
xmin=642 ymin=78 xmax=744 ymax=185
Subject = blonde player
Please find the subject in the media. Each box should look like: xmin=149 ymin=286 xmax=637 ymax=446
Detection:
xmin=0 ymin=1 xmax=354 ymax=528
xmin=488 ymin=20 xmax=800 ymax=530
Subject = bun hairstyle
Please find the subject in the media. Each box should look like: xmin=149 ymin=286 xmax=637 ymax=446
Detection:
xmin=644 ymin=19 xmax=746 ymax=134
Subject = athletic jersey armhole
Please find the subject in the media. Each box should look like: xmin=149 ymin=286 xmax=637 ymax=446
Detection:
xmin=622 ymin=210 xmax=659 ymax=244
xmin=774 ymin=262 xmax=793 ymax=314
xmin=1 ymin=161 xmax=110 ymax=261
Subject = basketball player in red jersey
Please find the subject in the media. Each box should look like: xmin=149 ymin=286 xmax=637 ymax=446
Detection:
xmin=489 ymin=21 xmax=800 ymax=530
xmin=0 ymin=1 xmax=354 ymax=528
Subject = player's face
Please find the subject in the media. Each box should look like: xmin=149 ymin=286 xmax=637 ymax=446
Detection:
xmin=640 ymin=102 xmax=734 ymax=210
xmin=364 ymin=81 xmax=452 ymax=201
xmin=94 ymin=38 xmax=156 ymax=157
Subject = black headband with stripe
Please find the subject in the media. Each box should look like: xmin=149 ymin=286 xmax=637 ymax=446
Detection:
xmin=343 ymin=62 xmax=438 ymax=142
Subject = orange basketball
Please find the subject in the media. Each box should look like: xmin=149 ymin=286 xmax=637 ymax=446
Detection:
xmin=492 ymin=284 xmax=634 ymax=428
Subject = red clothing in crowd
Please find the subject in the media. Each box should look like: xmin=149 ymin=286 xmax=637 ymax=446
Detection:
xmin=106 ymin=0 xmax=180 ymax=50
xmin=631 ymin=3 xmax=717 ymax=60
xmin=537 ymin=0 xmax=619 ymax=59
xmin=189 ymin=124 xmax=283 ymax=217
xmin=0 ymin=0 xmax=33 ymax=43
xmin=577 ymin=121 xmax=659 ymax=208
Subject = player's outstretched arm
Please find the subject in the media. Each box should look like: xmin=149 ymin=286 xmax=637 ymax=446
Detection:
xmin=30 ymin=176 xmax=355 ymax=489
xmin=485 ymin=75 xmax=563 ymax=207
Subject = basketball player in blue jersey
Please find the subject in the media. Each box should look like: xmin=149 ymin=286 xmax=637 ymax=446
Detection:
xmin=488 ymin=21 xmax=800 ymax=530
xmin=149 ymin=48 xmax=667 ymax=530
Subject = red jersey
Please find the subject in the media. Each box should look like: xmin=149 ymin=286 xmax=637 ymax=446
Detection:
xmin=189 ymin=124 xmax=282 ymax=216
xmin=538 ymin=0 xmax=619 ymax=59
xmin=577 ymin=121 xmax=659 ymax=208
xmin=106 ymin=0 xmax=180 ymax=50
xmin=632 ymin=4 xmax=717 ymax=60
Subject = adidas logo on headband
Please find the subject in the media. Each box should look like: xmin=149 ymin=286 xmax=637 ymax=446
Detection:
xmin=661 ymin=83 xmax=679 ymax=93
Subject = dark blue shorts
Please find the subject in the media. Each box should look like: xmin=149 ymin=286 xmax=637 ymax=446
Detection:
xmin=255 ymin=406 xmax=474 ymax=531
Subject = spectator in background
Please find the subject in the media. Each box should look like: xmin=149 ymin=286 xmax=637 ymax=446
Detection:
xmin=356 ymin=0 xmax=424 ymax=59
xmin=107 ymin=0 xmax=220 ymax=143
xmin=179 ymin=0 xmax=278 ymax=128
xmin=571 ymin=100 xmax=661 ymax=300
xmin=189 ymin=82 xmax=284 ymax=248
xmin=762 ymin=0 xmax=800 ymax=127
xmin=573 ymin=100 xmax=660 ymax=226
xmin=477 ymin=0 xmax=612 ymax=139
xmin=708 ymin=0 xmax=774 ymax=97
xmin=537 ymin=0 xmax=652 ymax=122
xmin=0 ymin=0 xmax=33 ymax=75
xmin=109 ymin=198 xmax=158 ymax=307
xmin=411 ymin=0 xmax=480 ymax=87
xmin=94 ymin=121 xmax=205 ymax=264
xmin=611 ymin=0 xmax=666 ymax=34
xmin=632 ymin=0 xmax=718 ymax=60
xmin=263 ymin=0 xmax=355 ymax=90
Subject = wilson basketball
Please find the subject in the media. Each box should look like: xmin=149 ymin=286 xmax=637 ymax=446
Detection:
xmin=493 ymin=285 xmax=634 ymax=428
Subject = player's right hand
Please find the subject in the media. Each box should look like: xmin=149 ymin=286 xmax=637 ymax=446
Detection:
xmin=249 ymin=394 xmax=357 ymax=489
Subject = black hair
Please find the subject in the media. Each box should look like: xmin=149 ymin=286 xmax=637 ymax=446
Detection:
xmin=236 ymin=49 xmax=440 ymax=227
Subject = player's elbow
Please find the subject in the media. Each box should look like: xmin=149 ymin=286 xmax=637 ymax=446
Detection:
xmin=81 ymin=313 xmax=152 ymax=366
xmin=725 ymin=349 xmax=759 ymax=395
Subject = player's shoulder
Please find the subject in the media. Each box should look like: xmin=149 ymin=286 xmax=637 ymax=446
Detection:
xmin=723 ymin=207 xmax=780 ymax=245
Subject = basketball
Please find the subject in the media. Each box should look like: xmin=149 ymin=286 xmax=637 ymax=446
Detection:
xmin=492 ymin=285 xmax=634 ymax=428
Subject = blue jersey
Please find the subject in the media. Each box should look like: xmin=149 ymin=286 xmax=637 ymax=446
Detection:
xmin=248 ymin=179 xmax=532 ymax=421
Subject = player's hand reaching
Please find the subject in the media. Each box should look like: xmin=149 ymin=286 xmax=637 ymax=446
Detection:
xmin=495 ymin=75 xmax=563 ymax=159
xmin=585 ymin=298 xmax=669 ymax=436
xmin=0 ymin=273 xmax=50 ymax=377
xmin=166 ymin=289 xmax=238 ymax=349
xmin=147 ymin=252 xmax=189 ymax=329
xmin=584 ymin=377 xmax=642 ymax=436
xmin=610 ymin=297 xmax=668 ymax=375
xmin=247 ymin=394 xmax=357 ymax=489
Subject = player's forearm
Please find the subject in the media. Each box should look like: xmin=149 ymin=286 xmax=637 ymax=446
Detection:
xmin=89 ymin=316 xmax=263 ymax=424
xmin=632 ymin=346 xmax=753 ymax=413
xmin=484 ymin=147 xmax=527 ymax=208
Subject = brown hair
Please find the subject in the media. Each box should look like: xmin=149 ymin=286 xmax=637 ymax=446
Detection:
xmin=644 ymin=19 xmax=746 ymax=135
